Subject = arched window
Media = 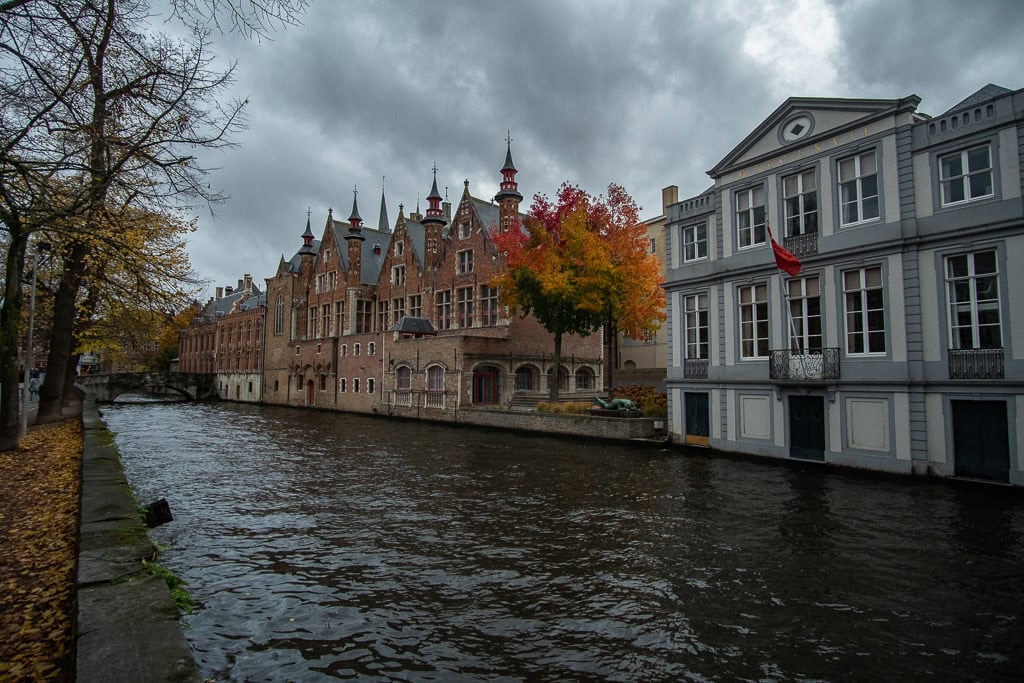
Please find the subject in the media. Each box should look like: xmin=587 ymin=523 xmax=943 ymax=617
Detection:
xmin=515 ymin=365 xmax=538 ymax=391
xmin=396 ymin=366 xmax=411 ymax=390
xmin=275 ymin=295 xmax=284 ymax=335
xmin=547 ymin=366 xmax=569 ymax=391
xmin=340 ymin=378 xmax=347 ymax=392
xmin=319 ymin=373 xmax=327 ymax=390
xmin=354 ymin=343 xmax=361 ymax=356
xmin=296 ymin=374 xmax=303 ymax=390
xmin=341 ymin=345 xmax=347 ymax=358
xmin=575 ymin=367 xmax=595 ymax=390
xmin=426 ymin=365 xmax=445 ymax=408
xmin=368 ymin=342 xmax=376 ymax=356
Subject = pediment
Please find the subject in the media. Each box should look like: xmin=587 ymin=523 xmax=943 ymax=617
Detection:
xmin=708 ymin=95 xmax=920 ymax=178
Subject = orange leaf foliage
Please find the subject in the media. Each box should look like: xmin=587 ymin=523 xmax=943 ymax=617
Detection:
xmin=0 ymin=420 xmax=82 ymax=681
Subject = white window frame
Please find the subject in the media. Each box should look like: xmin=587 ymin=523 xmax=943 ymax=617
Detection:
xmin=457 ymin=249 xmax=474 ymax=274
xmin=787 ymin=276 xmax=822 ymax=353
xmin=735 ymin=186 xmax=766 ymax=250
xmin=783 ymin=169 xmax=818 ymax=237
xmin=843 ymin=266 xmax=886 ymax=355
xmin=945 ymin=250 xmax=1002 ymax=350
xmin=738 ymin=283 xmax=768 ymax=360
xmin=682 ymin=222 xmax=708 ymax=263
xmin=392 ymin=264 xmax=406 ymax=285
xmin=683 ymin=292 xmax=708 ymax=360
xmin=838 ymin=150 xmax=879 ymax=226
xmin=939 ymin=144 xmax=994 ymax=206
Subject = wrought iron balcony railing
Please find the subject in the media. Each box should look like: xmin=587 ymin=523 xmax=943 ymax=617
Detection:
xmin=769 ymin=348 xmax=840 ymax=381
xmin=684 ymin=358 xmax=709 ymax=379
xmin=784 ymin=232 xmax=818 ymax=258
xmin=948 ymin=348 xmax=1004 ymax=379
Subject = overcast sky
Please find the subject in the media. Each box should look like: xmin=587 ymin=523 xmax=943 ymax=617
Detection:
xmin=175 ymin=0 xmax=1024 ymax=297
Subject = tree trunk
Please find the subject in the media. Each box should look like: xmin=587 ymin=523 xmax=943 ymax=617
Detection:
xmin=603 ymin=317 xmax=617 ymax=392
xmin=37 ymin=241 xmax=89 ymax=423
xmin=549 ymin=331 xmax=562 ymax=403
xmin=0 ymin=229 xmax=29 ymax=450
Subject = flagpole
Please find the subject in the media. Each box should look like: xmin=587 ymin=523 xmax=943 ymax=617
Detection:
xmin=767 ymin=222 xmax=803 ymax=352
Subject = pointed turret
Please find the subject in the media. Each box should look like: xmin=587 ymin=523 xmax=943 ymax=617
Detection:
xmin=423 ymin=165 xmax=446 ymax=226
xmin=345 ymin=187 xmax=364 ymax=288
xmin=299 ymin=210 xmax=316 ymax=254
xmin=494 ymin=133 xmax=522 ymax=231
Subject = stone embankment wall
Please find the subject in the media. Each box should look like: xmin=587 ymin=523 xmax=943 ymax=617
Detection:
xmin=77 ymin=399 xmax=200 ymax=681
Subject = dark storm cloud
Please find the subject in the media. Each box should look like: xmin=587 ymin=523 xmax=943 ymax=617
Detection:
xmin=184 ymin=0 xmax=1022 ymax=295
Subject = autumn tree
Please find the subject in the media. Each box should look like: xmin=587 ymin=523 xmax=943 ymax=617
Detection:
xmin=491 ymin=183 xmax=665 ymax=402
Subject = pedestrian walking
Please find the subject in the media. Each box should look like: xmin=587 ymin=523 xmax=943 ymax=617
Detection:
xmin=28 ymin=376 xmax=39 ymax=402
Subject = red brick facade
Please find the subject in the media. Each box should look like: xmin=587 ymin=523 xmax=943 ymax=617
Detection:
xmin=184 ymin=147 xmax=604 ymax=414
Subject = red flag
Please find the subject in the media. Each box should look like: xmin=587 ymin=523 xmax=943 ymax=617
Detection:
xmin=766 ymin=223 xmax=801 ymax=277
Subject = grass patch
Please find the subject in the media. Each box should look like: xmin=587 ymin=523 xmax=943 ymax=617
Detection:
xmin=142 ymin=559 xmax=194 ymax=614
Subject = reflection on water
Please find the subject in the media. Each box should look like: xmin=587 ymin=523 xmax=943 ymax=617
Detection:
xmin=105 ymin=401 xmax=1024 ymax=681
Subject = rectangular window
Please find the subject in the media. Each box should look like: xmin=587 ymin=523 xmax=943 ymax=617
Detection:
xmin=334 ymin=301 xmax=344 ymax=335
xmin=940 ymin=145 xmax=993 ymax=206
xmin=394 ymin=240 xmax=404 ymax=256
xmin=480 ymin=285 xmax=499 ymax=326
xmin=435 ymin=290 xmax=452 ymax=330
xmin=308 ymin=306 xmax=316 ymax=338
xmin=649 ymin=238 xmax=657 ymax=254
xmin=946 ymin=250 xmax=1001 ymax=349
xmin=738 ymin=284 xmax=768 ymax=359
xmin=378 ymin=300 xmax=390 ymax=331
xmin=458 ymin=249 xmax=474 ymax=274
xmin=320 ymin=304 xmax=330 ymax=339
xmin=844 ymin=266 xmax=886 ymax=354
xmin=409 ymin=294 xmax=422 ymax=319
xmin=683 ymin=293 xmax=708 ymax=359
xmin=682 ymin=222 xmax=708 ymax=262
xmin=393 ymin=297 xmax=405 ymax=322
xmin=457 ymin=286 xmax=474 ymax=328
xmin=783 ymin=169 xmax=818 ymax=236
xmin=735 ymin=186 xmax=766 ymax=249
xmin=356 ymin=300 xmax=373 ymax=334
xmin=838 ymin=150 xmax=879 ymax=226
xmin=392 ymin=264 xmax=406 ymax=285
xmin=787 ymin=276 xmax=822 ymax=353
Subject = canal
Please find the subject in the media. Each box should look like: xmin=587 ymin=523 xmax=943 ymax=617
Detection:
xmin=104 ymin=400 xmax=1024 ymax=681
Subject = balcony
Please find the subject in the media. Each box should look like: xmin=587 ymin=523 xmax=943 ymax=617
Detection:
xmin=683 ymin=358 xmax=709 ymax=379
xmin=784 ymin=232 xmax=818 ymax=258
xmin=949 ymin=348 xmax=1004 ymax=379
xmin=769 ymin=348 xmax=840 ymax=381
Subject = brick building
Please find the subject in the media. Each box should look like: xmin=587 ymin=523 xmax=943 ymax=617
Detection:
xmin=259 ymin=144 xmax=604 ymax=417
xmin=178 ymin=276 xmax=264 ymax=402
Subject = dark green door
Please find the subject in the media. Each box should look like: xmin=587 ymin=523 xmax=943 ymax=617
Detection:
xmin=953 ymin=400 xmax=1009 ymax=482
xmin=684 ymin=392 xmax=709 ymax=446
xmin=789 ymin=395 xmax=825 ymax=461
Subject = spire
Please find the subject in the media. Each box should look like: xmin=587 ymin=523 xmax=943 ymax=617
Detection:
xmin=423 ymin=164 xmax=447 ymax=226
xmin=348 ymin=185 xmax=362 ymax=230
xmin=494 ymin=132 xmax=523 ymax=203
xmin=299 ymin=210 xmax=316 ymax=253
xmin=378 ymin=176 xmax=390 ymax=232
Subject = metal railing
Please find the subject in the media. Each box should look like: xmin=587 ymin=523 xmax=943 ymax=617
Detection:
xmin=683 ymin=357 xmax=709 ymax=379
xmin=948 ymin=348 xmax=1004 ymax=379
xmin=784 ymin=232 xmax=818 ymax=258
xmin=769 ymin=348 xmax=840 ymax=380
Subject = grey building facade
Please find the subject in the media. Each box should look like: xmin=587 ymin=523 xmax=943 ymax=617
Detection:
xmin=663 ymin=84 xmax=1023 ymax=485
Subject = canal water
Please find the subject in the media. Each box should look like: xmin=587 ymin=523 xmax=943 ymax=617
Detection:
xmin=104 ymin=400 xmax=1024 ymax=681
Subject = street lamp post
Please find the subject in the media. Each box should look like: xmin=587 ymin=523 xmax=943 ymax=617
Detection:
xmin=19 ymin=250 xmax=39 ymax=438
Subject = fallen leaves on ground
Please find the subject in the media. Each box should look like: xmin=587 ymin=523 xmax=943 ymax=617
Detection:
xmin=0 ymin=420 xmax=82 ymax=682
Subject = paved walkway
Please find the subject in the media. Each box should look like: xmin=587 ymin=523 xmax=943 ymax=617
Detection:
xmin=76 ymin=399 xmax=200 ymax=682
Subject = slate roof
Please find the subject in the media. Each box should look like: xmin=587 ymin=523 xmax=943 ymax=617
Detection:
xmin=393 ymin=316 xmax=436 ymax=335
xmin=197 ymin=281 xmax=263 ymax=320
xmin=940 ymin=83 xmax=1014 ymax=117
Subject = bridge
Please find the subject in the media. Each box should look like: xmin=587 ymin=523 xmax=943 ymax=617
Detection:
xmin=78 ymin=372 xmax=218 ymax=402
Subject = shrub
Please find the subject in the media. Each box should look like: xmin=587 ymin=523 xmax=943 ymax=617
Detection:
xmin=611 ymin=385 xmax=667 ymax=418
xmin=537 ymin=401 xmax=592 ymax=415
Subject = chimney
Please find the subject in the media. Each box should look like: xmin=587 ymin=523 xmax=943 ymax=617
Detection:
xmin=215 ymin=287 xmax=223 ymax=300
xmin=237 ymin=278 xmax=243 ymax=291
xmin=662 ymin=185 xmax=679 ymax=215
xmin=225 ymin=285 xmax=234 ymax=296
xmin=442 ymin=200 xmax=451 ymax=220
xmin=243 ymin=273 xmax=252 ymax=292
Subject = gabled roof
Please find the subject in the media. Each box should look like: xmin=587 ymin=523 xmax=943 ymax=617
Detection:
xmin=359 ymin=227 xmax=392 ymax=285
xmin=940 ymin=83 xmax=1014 ymax=117
xmin=708 ymin=94 xmax=921 ymax=178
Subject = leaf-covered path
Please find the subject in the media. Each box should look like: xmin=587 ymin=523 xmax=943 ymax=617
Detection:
xmin=0 ymin=420 xmax=81 ymax=681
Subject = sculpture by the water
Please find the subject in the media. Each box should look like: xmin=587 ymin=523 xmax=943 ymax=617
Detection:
xmin=591 ymin=396 xmax=638 ymax=411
